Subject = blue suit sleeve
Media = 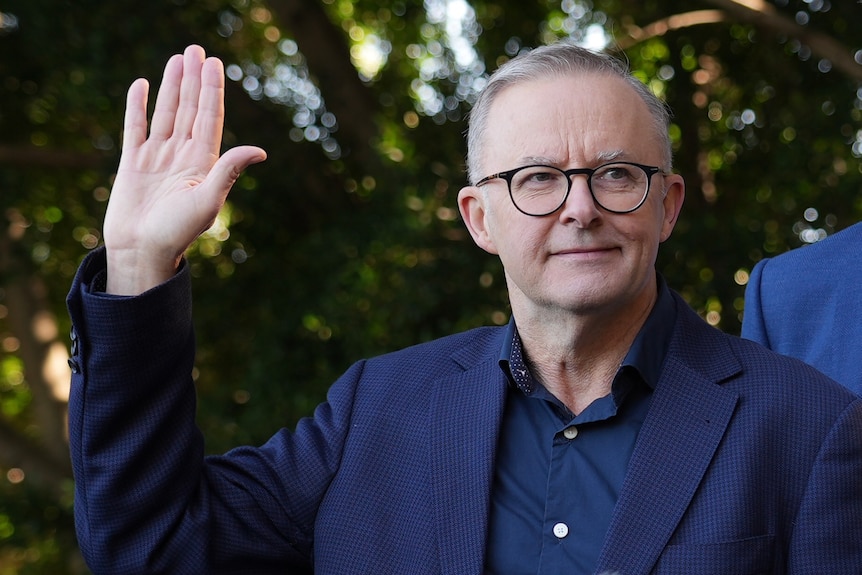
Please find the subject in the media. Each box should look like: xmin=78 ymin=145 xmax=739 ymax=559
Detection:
xmin=741 ymin=257 xmax=770 ymax=346
xmin=66 ymin=248 xmax=348 ymax=574
xmin=787 ymin=397 xmax=862 ymax=572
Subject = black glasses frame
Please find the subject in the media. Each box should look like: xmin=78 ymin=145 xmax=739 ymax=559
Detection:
xmin=475 ymin=161 xmax=663 ymax=216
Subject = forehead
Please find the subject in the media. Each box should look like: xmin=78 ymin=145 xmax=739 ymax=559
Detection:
xmin=481 ymin=73 xmax=660 ymax=170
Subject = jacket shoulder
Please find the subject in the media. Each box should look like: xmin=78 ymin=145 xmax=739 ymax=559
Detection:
xmin=670 ymin=291 xmax=856 ymax=406
xmin=367 ymin=325 xmax=506 ymax=373
xmin=757 ymin=221 xmax=862 ymax=274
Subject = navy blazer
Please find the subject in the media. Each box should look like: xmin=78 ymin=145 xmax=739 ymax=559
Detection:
xmin=67 ymin=249 xmax=862 ymax=574
xmin=742 ymin=222 xmax=862 ymax=395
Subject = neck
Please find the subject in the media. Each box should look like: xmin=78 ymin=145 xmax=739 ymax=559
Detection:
xmin=512 ymin=284 xmax=657 ymax=415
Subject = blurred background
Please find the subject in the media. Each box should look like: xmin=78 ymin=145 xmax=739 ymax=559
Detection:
xmin=1 ymin=0 xmax=860 ymax=572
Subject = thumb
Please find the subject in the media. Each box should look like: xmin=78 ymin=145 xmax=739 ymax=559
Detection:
xmin=190 ymin=145 xmax=266 ymax=239
xmin=207 ymin=145 xmax=268 ymax=197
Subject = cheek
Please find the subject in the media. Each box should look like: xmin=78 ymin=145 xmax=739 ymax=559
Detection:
xmin=615 ymin=218 xmax=664 ymax=259
xmin=630 ymin=201 xmax=668 ymax=240
xmin=492 ymin=222 xmax=544 ymax=270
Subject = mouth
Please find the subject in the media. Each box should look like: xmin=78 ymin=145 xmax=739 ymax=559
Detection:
xmin=551 ymin=246 xmax=618 ymax=260
xmin=554 ymin=245 xmax=615 ymax=254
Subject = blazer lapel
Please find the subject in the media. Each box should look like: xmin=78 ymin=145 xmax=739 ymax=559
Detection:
xmin=429 ymin=359 xmax=507 ymax=575
xmin=596 ymin=322 xmax=741 ymax=574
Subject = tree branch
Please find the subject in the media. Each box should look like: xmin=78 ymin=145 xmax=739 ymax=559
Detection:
xmin=614 ymin=0 xmax=862 ymax=82
xmin=703 ymin=0 xmax=862 ymax=82
xmin=0 ymin=232 xmax=71 ymax=474
xmin=266 ymin=0 xmax=380 ymax=168
xmin=0 ymin=145 xmax=107 ymax=169
xmin=614 ymin=10 xmax=728 ymax=51
xmin=0 ymin=416 xmax=72 ymax=495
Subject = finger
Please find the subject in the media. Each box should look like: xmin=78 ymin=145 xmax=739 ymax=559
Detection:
xmin=149 ymin=53 xmax=184 ymax=140
xmin=199 ymin=145 xmax=268 ymax=204
xmin=121 ymin=78 xmax=150 ymax=150
xmin=173 ymin=45 xmax=206 ymax=140
xmin=191 ymin=56 xmax=226 ymax=160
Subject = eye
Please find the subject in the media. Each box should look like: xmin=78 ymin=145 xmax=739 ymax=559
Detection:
xmin=598 ymin=164 xmax=638 ymax=182
xmin=531 ymin=171 xmax=555 ymax=182
xmin=513 ymin=166 xmax=565 ymax=188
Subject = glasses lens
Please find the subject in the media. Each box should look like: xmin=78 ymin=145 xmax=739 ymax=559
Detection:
xmin=510 ymin=166 xmax=569 ymax=215
xmin=590 ymin=163 xmax=649 ymax=212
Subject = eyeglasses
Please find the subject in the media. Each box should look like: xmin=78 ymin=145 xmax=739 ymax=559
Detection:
xmin=475 ymin=161 xmax=663 ymax=216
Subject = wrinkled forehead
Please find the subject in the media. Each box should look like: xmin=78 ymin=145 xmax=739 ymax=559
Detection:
xmin=479 ymin=73 xmax=661 ymax=171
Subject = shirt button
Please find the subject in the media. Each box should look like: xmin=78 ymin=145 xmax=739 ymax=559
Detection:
xmin=67 ymin=358 xmax=80 ymax=374
xmin=563 ymin=426 xmax=578 ymax=440
xmin=553 ymin=522 xmax=569 ymax=539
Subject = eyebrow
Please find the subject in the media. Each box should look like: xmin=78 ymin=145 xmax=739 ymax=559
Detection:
xmin=517 ymin=155 xmax=558 ymax=166
xmin=517 ymin=149 xmax=630 ymax=167
xmin=595 ymin=149 xmax=627 ymax=162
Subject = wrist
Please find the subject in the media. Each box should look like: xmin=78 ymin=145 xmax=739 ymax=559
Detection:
xmin=105 ymin=248 xmax=182 ymax=295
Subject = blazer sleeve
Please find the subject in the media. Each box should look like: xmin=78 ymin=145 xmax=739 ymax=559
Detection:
xmin=66 ymin=248 xmax=351 ymax=574
xmin=740 ymin=257 xmax=770 ymax=346
xmin=787 ymin=397 xmax=862 ymax=572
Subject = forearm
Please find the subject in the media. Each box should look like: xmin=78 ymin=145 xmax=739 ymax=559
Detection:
xmin=67 ymin=248 xmax=207 ymax=571
xmin=66 ymin=249 xmax=330 ymax=572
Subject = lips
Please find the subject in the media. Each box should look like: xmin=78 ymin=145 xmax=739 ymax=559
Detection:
xmin=553 ymin=246 xmax=615 ymax=255
xmin=548 ymin=245 xmax=621 ymax=264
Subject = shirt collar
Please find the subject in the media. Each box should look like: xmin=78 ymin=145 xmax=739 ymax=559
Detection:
xmin=619 ymin=273 xmax=676 ymax=390
xmin=499 ymin=273 xmax=676 ymax=394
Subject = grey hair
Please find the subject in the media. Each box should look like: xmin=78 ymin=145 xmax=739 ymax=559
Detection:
xmin=465 ymin=42 xmax=673 ymax=184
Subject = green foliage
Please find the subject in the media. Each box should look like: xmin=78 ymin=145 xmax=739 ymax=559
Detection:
xmin=0 ymin=480 xmax=79 ymax=575
xmin=1 ymin=0 xmax=861 ymax=570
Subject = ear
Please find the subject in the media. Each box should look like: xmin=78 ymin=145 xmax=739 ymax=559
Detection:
xmin=457 ymin=185 xmax=499 ymax=255
xmin=659 ymin=174 xmax=685 ymax=243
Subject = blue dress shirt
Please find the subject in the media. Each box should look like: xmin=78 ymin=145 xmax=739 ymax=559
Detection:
xmin=485 ymin=276 xmax=676 ymax=574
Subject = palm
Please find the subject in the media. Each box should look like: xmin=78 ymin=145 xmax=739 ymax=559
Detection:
xmin=105 ymin=132 xmax=228 ymax=256
xmin=103 ymin=46 xmax=265 ymax=294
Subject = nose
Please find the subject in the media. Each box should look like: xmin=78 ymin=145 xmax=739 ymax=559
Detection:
xmin=558 ymin=174 xmax=601 ymax=227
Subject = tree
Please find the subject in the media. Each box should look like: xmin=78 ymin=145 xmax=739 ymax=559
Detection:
xmin=606 ymin=0 xmax=862 ymax=329
xmin=1 ymin=0 xmax=859 ymax=571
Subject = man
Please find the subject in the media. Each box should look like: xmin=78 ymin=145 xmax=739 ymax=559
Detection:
xmin=67 ymin=43 xmax=862 ymax=574
xmin=742 ymin=222 xmax=862 ymax=395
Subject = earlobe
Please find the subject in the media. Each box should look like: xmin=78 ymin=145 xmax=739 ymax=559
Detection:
xmin=659 ymin=175 xmax=685 ymax=242
xmin=457 ymin=185 xmax=499 ymax=255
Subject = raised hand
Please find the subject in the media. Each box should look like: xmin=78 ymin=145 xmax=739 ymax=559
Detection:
xmin=103 ymin=45 xmax=266 ymax=295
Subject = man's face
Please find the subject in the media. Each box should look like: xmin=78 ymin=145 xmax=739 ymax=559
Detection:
xmin=458 ymin=73 xmax=685 ymax=319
